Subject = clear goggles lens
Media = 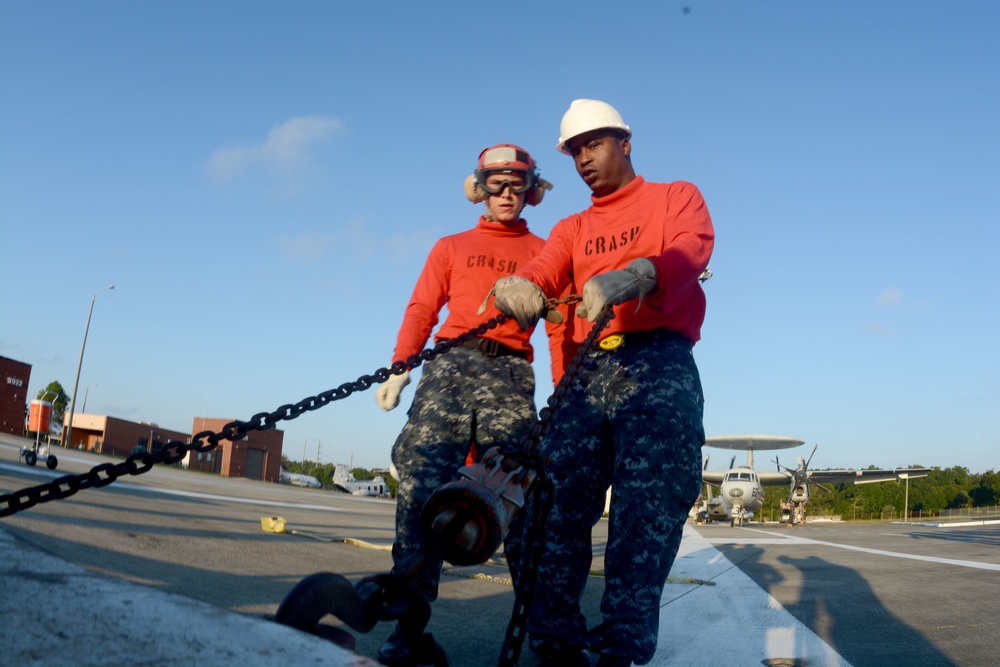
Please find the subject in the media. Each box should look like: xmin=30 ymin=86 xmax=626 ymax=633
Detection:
xmin=478 ymin=170 xmax=533 ymax=195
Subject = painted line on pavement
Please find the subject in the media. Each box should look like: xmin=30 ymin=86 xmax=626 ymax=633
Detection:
xmin=728 ymin=527 xmax=1000 ymax=571
xmin=651 ymin=526 xmax=853 ymax=667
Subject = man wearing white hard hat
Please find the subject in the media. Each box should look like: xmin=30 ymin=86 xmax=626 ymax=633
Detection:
xmin=485 ymin=100 xmax=714 ymax=666
xmin=375 ymin=143 xmax=569 ymax=666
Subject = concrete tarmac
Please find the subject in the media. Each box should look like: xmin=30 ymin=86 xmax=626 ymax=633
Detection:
xmin=2 ymin=436 xmax=997 ymax=667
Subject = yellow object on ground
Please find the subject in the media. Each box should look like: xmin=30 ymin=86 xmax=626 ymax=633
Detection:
xmin=259 ymin=516 xmax=385 ymax=545
xmin=261 ymin=516 xmax=287 ymax=533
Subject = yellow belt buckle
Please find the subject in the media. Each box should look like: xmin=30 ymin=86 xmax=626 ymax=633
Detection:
xmin=599 ymin=334 xmax=624 ymax=351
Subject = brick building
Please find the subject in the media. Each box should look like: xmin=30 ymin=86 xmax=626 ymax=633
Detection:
xmin=61 ymin=413 xmax=284 ymax=483
xmin=0 ymin=355 xmax=31 ymax=437
xmin=64 ymin=413 xmax=190 ymax=459
xmin=189 ymin=417 xmax=283 ymax=482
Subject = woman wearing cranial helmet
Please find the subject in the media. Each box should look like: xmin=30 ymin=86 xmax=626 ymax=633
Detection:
xmin=464 ymin=143 xmax=553 ymax=222
xmin=373 ymin=143 xmax=568 ymax=666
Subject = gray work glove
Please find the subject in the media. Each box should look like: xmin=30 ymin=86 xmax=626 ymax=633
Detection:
xmin=375 ymin=370 xmax=410 ymax=411
xmin=576 ymin=257 xmax=658 ymax=322
xmin=478 ymin=276 xmax=550 ymax=331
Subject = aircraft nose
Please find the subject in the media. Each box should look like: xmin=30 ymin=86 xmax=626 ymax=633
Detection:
xmin=729 ymin=488 xmax=744 ymax=498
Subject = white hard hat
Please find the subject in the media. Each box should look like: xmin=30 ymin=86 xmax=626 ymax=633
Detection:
xmin=556 ymin=99 xmax=632 ymax=154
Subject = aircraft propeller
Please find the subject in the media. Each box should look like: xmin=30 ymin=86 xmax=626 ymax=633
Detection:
xmin=773 ymin=444 xmax=833 ymax=492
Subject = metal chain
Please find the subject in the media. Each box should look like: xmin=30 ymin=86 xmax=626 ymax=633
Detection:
xmin=545 ymin=293 xmax=583 ymax=308
xmin=0 ymin=316 xmax=510 ymax=518
xmin=497 ymin=305 xmax=614 ymax=667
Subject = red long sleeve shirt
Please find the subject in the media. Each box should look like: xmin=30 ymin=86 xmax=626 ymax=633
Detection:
xmin=391 ymin=217 xmax=569 ymax=382
xmin=516 ymin=176 xmax=714 ymax=344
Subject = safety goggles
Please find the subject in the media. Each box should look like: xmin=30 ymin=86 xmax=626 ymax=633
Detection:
xmin=478 ymin=170 xmax=534 ymax=195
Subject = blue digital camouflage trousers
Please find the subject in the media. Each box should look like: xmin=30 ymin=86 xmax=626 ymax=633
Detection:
xmin=390 ymin=345 xmax=537 ymax=601
xmin=527 ymin=331 xmax=704 ymax=665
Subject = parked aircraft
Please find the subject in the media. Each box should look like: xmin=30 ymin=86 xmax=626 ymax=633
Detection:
xmin=332 ymin=464 xmax=388 ymax=497
xmin=279 ymin=469 xmax=323 ymax=489
xmin=696 ymin=435 xmax=930 ymax=526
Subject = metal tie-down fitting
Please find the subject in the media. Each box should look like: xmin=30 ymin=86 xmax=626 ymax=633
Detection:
xmin=419 ymin=447 xmax=535 ymax=566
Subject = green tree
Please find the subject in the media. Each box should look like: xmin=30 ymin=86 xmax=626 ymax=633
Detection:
xmin=948 ymin=490 xmax=970 ymax=509
xmin=968 ymin=470 xmax=999 ymax=507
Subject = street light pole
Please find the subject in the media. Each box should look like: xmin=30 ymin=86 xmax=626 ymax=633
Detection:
xmin=303 ymin=438 xmax=319 ymax=472
xmin=902 ymin=474 xmax=911 ymax=523
xmin=82 ymin=383 xmax=97 ymax=413
xmin=65 ymin=284 xmax=114 ymax=451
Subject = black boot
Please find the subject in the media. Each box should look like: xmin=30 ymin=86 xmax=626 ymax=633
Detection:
xmin=538 ymin=647 xmax=591 ymax=666
xmin=377 ymin=623 xmax=414 ymax=667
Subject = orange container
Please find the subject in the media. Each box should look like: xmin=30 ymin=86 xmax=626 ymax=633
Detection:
xmin=28 ymin=400 xmax=52 ymax=433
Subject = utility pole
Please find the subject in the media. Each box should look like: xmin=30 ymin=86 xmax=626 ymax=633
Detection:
xmin=65 ymin=284 xmax=114 ymax=450
xmin=902 ymin=474 xmax=910 ymax=523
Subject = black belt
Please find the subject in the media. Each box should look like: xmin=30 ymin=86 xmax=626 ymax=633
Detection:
xmin=459 ymin=337 xmax=529 ymax=359
xmin=597 ymin=329 xmax=689 ymax=351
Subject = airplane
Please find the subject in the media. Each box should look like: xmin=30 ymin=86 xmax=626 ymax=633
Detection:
xmin=696 ymin=435 xmax=931 ymax=526
xmin=279 ymin=468 xmax=323 ymax=489
xmin=332 ymin=464 xmax=388 ymax=497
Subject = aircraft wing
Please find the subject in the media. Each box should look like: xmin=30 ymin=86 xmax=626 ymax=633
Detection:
xmin=807 ymin=468 xmax=931 ymax=485
xmin=757 ymin=471 xmax=794 ymax=485
xmin=701 ymin=470 xmax=726 ymax=484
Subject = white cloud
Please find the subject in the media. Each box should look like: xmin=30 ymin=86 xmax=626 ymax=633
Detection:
xmin=278 ymin=233 xmax=331 ymax=262
xmin=276 ymin=218 xmax=375 ymax=264
xmin=386 ymin=230 xmax=440 ymax=260
xmin=206 ymin=116 xmax=344 ymax=186
xmin=876 ymin=286 xmax=903 ymax=306
xmin=863 ymin=320 xmax=898 ymax=336
xmin=339 ymin=217 xmax=375 ymax=259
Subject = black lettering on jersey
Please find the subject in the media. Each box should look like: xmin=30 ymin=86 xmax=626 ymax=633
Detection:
xmin=584 ymin=225 xmax=642 ymax=256
xmin=497 ymin=259 xmax=517 ymax=274
xmin=466 ymin=255 xmax=519 ymax=274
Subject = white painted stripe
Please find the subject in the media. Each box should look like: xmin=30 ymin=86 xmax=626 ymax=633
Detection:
xmin=652 ymin=525 xmax=853 ymax=667
xmin=0 ymin=460 xmax=345 ymax=512
xmin=732 ymin=527 xmax=1000 ymax=572
xmin=111 ymin=483 xmax=350 ymax=512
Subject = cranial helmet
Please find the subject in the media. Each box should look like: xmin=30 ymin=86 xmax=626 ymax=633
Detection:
xmin=464 ymin=143 xmax=553 ymax=206
xmin=555 ymin=99 xmax=631 ymax=155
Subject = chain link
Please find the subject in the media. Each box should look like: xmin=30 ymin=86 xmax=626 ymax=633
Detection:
xmin=497 ymin=305 xmax=614 ymax=666
xmin=0 ymin=315 xmax=509 ymax=518
xmin=545 ymin=293 xmax=583 ymax=308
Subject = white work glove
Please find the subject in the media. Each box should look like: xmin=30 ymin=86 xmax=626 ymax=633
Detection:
xmin=375 ymin=370 xmax=411 ymax=412
xmin=478 ymin=276 xmax=551 ymax=331
xmin=576 ymin=257 xmax=658 ymax=322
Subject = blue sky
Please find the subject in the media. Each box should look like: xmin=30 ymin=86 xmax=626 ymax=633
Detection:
xmin=2 ymin=2 xmax=997 ymax=474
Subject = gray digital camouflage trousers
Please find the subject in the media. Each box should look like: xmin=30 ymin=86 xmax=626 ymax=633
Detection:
xmin=390 ymin=345 xmax=537 ymax=601
xmin=527 ymin=331 xmax=704 ymax=665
